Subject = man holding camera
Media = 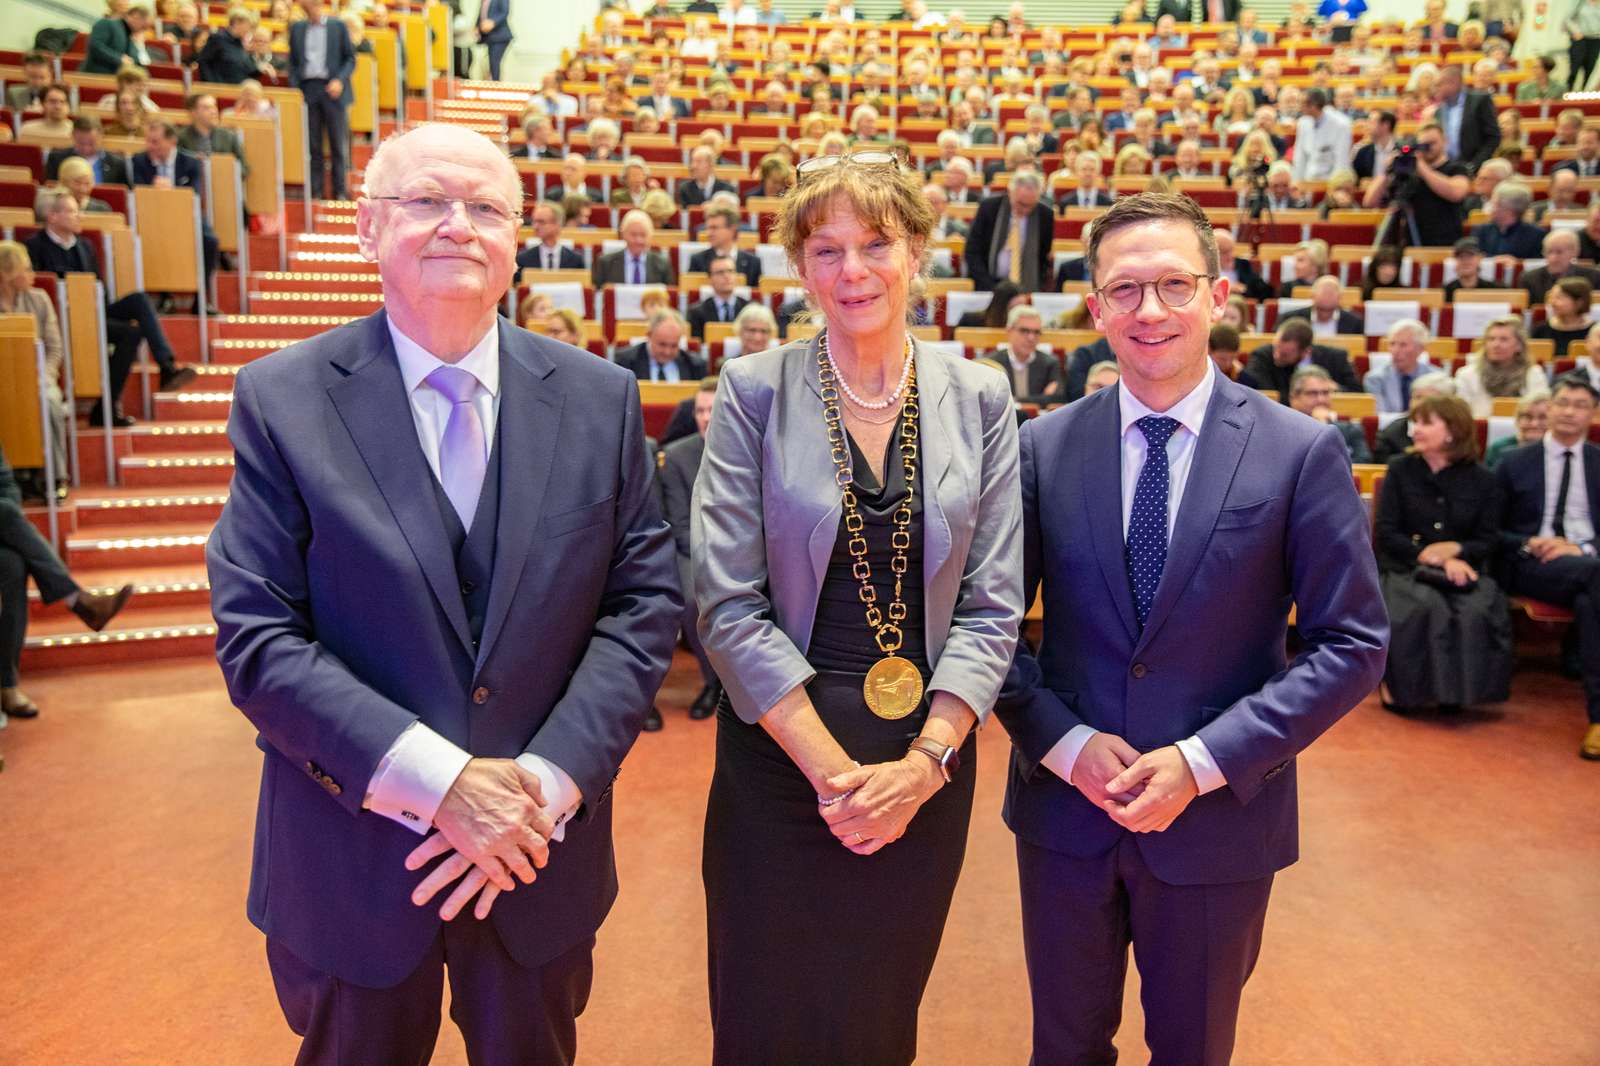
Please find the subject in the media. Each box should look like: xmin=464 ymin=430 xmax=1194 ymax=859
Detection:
xmin=1361 ymin=122 xmax=1470 ymax=247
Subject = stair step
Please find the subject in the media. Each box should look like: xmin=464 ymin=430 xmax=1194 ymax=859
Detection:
xmin=21 ymin=602 xmax=217 ymax=671
xmin=154 ymin=391 xmax=234 ymax=421
xmin=245 ymin=291 xmax=384 ymax=315
xmin=214 ymin=313 xmax=361 ymax=340
xmin=126 ymin=420 xmax=231 ymax=454
xmin=119 ymin=451 xmax=235 ymax=489
xmin=287 ymin=250 xmax=376 ymax=269
xmin=248 ymin=271 xmax=384 ymax=293
xmin=73 ymin=488 xmax=229 ymax=526
xmin=63 ymin=521 xmax=215 ymax=568
xmin=28 ymin=562 xmax=213 ymax=619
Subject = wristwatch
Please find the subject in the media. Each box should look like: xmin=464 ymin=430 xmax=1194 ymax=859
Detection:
xmin=907 ymin=738 xmax=961 ymax=783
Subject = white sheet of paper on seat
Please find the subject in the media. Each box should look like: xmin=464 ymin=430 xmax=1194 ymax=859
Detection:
xmin=722 ymin=337 xmax=744 ymax=359
xmin=755 ymin=243 xmax=795 ymax=280
xmin=1031 ymin=291 xmax=1083 ymax=324
xmin=1451 ymin=302 xmax=1511 ymax=338
xmin=946 ymin=289 xmax=994 ymax=325
xmin=1366 ymin=351 xmax=1392 ymax=375
xmin=1277 ymin=297 xmax=1312 ymax=316
xmin=1364 ymin=301 xmax=1420 ymax=336
xmin=613 ymin=284 xmax=668 ymax=320
xmin=1377 ymin=410 xmax=1406 ymax=430
xmin=530 ymin=282 xmax=585 ymax=314
xmin=1550 ymin=217 xmax=1584 ymax=233
xmin=1486 ymin=415 xmax=1517 ymax=447
xmin=678 ymin=241 xmax=709 ymax=274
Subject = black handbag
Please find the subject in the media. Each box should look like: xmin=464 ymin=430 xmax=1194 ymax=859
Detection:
xmin=1413 ymin=564 xmax=1477 ymax=593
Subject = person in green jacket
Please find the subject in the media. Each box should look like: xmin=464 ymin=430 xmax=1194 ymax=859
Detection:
xmin=1485 ymin=392 xmax=1551 ymax=467
xmin=82 ymin=0 xmax=151 ymax=74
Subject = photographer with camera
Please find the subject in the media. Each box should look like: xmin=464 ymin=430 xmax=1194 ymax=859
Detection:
xmin=1361 ymin=122 xmax=1470 ymax=247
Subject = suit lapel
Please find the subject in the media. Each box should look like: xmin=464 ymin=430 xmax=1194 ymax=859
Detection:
xmin=327 ymin=311 xmax=474 ymax=656
xmin=476 ymin=324 xmax=561 ymax=667
xmin=1082 ymin=390 xmax=1139 ymax=643
xmin=1136 ymin=378 xmax=1253 ymax=651
xmin=916 ymin=339 xmax=955 ymax=589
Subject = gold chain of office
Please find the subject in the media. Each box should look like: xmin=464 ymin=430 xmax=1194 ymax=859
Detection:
xmin=816 ymin=330 xmax=926 ymax=721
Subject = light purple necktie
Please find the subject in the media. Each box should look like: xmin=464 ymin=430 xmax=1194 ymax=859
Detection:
xmin=427 ymin=365 xmax=487 ymax=531
xmin=631 ymin=256 xmax=643 ymax=285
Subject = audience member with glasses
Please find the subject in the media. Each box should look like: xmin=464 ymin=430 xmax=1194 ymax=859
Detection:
xmin=995 ymin=192 xmax=1386 ymax=1064
xmin=691 ymin=148 xmax=1023 ymax=1066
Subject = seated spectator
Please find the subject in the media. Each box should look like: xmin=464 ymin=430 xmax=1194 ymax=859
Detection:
xmin=1221 ymin=295 xmax=1251 ymax=332
xmin=1555 ymin=126 xmax=1600 ymax=179
xmin=678 ymin=145 xmax=736 ymax=207
xmin=1360 ymin=246 xmax=1404 ymax=300
xmin=1534 ymin=277 xmax=1596 ymax=356
xmin=1495 ymin=110 xmax=1526 ymax=163
xmin=1494 ymin=374 xmax=1600 ymax=758
xmin=1212 ymin=229 xmax=1273 ymax=300
xmin=542 ymin=307 xmax=585 ymax=348
xmin=45 ymin=115 xmax=130 ymax=185
xmin=516 ymin=201 xmax=583 ymax=272
xmin=197 ymin=6 xmax=270 ymax=84
xmin=1532 ymin=168 xmax=1581 ymax=224
xmin=95 ymin=67 xmax=158 ymax=115
xmin=638 ymin=189 xmax=675 ymax=229
xmin=688 ymin=205 xmax=761 ymax=286
xmin=1471 ymin=181 xmax=1545 ymax=262
xmin=989 ymin=304 xmax=1064 ymax=406
xmin=726 ymin=302 xmax=777 ymax=359
xmin=1216 ymin=87 xmax=1257 ymax=136
xmin=1484 ymin=392 xmax=1549 ymax=468
xmin=103 ymin=89 xmax=150 ymax=138
xmin=1056 ymin=150 xmax=1112 ymax=211
xmin=1366 ymin=318 xmax=1439 ymax=413
xmin=1443 ymin=237 xmax=1504 ymax=300
xmin=1454 ymin=316 xmax=1550 ymax=416
xmin=610 ymin=156 xmax=657 ymax=209
xmin=1209 ymin=322 xmax=1246 ymax=379
xmin=1318 ymin=168 xmax=1359 ymax=218
xmin=658 ymin=376 xmax=722 ymax=724
xmin=165 ymin=1 xmax=208 ymax=52
xmin=1281 ymin=275 xmax=1365 ymax=336
xmin=519 ymin=291 xmax=554 ymax=331
xmin=957 ymin=280 xmax=1023 ymax=329
xmin=1261 ymin=161 xmax=1308 ymax=211
xmin=614 ymin=309 xmax=705 ymax=382
xmin=1374 ymin=371 xmax=1457 ymax=462
xmin=1375 ymin=393 xmax=1511 ymax=714
xmin=6 ymin=51 xmax=52 ymax=113
xmin=0 ymin=243 xmax=68 ymax=500
xmin=1114 ymin=143 xmax=1153 ymax=178
xmin=1280 ymin=238 xmax=1330 ymax=298
xmin=543 ymin=154 xmax=594 ymax=204
xmin=1127 ymin=109 xmax=1174 ymax=159
xmin=586 ymin=117 xmax=622 ymax=162
xmin=686 ymin=254 xmax=750 ymax=340
xmin=1287 ymin=365 xmax=1373 ymax=463
xmin=510 ymin=113 xmax=557 ymax=161
xmin=593 ymin=209 xmax=675 ymax=287
xmin=1064 ymin=332 xmax=1114 ymax=401
xmin=247 ymin=25 xmax=286 ymax=77
xmin=1244 ymin=318 xmax=1362 ymax=396
xmin=1517 ymin=55 xmax=1567 ymax=101
xmin=178 ymin=94 xmax=249 ymax=180
xmin=131 ymin=122 xmax=221 ymax=311
xmin=19 ymin=84 xmax=73 ymax=139
xmin=1521 ymin=229 xmax=1600 ymax=304
xmin=24 ymin=191 xmax=196 ymax=427
xmin=924 ymin=184 xmax=968 ymax=242
xmin=228 ymin=80 xmax=276 ymax=119
xmin=1081 ymin=360 xmax=1120 ymax=396
xmin=0 ymin=444 xmax=134 ymax=724
xmin=57 ymin=158 xmax=115 ymax=214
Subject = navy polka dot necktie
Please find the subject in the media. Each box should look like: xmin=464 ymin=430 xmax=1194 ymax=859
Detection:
xmin=1126 ymin=415 xmax=1181 ymax=631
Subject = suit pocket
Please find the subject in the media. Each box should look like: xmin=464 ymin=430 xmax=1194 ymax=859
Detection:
xmin=543 ymin=496 xmax=613 ymax=538
xmin=1213 ymin=496 xmax=1281 ymax=531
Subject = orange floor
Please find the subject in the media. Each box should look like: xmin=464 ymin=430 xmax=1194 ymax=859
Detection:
xmin=1 ymin=648 xmax=1596 ymax=1066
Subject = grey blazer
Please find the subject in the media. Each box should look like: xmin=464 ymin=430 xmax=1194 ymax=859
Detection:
xmin=692 ymin=334 xmax=1024 ymax=725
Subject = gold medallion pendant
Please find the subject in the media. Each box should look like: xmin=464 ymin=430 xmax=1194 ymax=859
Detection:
xmin=864 ymin=654 xmax=924 ymax=720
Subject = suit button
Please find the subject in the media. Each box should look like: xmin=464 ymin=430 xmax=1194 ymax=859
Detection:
xmin=1433 ymin=522 xmax=1443 ymax=530
xmin=461 ymin=580 xmax=475 ymax=595
xmin=324 ymin=779 xmax=342 ymax=796
xmin=472 ymin=686 xmax=491 ymax=705
xmin=1131 ymin=663 xmax=1147 ymax=679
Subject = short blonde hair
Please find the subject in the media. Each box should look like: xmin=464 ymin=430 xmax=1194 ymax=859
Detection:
xmin=57 ymin=156 xmax=94 ymax=184
xmin=0 ymin=239 xmax=30 ymax=277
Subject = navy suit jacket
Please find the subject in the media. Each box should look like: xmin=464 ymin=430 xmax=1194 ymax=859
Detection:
xmin=995 ymin=373 xmax=1387 ymax=885
xmin=288 ymin=17 xmax=357 ymax=104
xmin=1495 ymin=439 xmax=1600 ymax=552
xmin=207 ymin=310 xmax=681 ymax=987
xmin=687 ymin=246 xmax=761 ymax=287
xmin=478 ymin=0 xmax=513 ymax=43
xmin=516 ymin=242 xmax=585 ymax=271
xmin=131 ymin=149 xmax=204 ymax=191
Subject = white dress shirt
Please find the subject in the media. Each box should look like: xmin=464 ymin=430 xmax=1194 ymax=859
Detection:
xmin=362 ymin=320 xmax=581 ymax=840
xmin=1308 ymin=309 xmax=1340 ymax=338
xmin=1542 ymin=432 xmax=1596 ymax=546
xmin=1039 ymin=362 xmax=1228 ymax=795
xmin=1290 ymin=108 xmax=1352 ymax=182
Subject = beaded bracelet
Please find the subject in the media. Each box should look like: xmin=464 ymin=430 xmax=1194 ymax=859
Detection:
xmin=816 ymin=787 xmax=856 ymax=808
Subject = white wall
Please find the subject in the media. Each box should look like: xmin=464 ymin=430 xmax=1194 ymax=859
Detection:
xmin=501 ymin=0 xmax=602 ymax=83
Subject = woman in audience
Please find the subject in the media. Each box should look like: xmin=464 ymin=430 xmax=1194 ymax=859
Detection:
xmin=1280 ymin=238 xmax=1329 ymax=297
xmin=104 ymin=90 xmax=149 ymax=138
xmin=1214 ymin=87 xmax=1256 ymax=136
xmin=518 ymin=291 xmax=554 ymax=330
xmin=1375 ymin=394 xmax=1512 ymax=714
xmin=694 ymin=150 xmax=1021 ymax=1066
xmin=586 ymin=117 xmax=622 ymax=162
xmin=0 ymin=242 xmax=69 ymax=501
xmin=680 ymin=16 xmax=718 ymax=59
xmin=1484 ymin=392 xmax=1550 ymax=467
xmin=229 ymin=79 xmax=275 ymax=118
xmin=728 ymin=301 xmax=778 ymax=357
xmin=1497 ymin=108 xmax=1526 ymax=158
xmin=1360 ymin=246 xmax=1404 ymax=301
xmin=543 ymin=307 xmax=585 ymax=347
xmin=57 ymin=157 xmax=114 ymax=215
xmin=817 ymin=130 xmax=850 ymax=157
xmin=1319 ymin=168 xmax=1360 ymax=218
xmin=1533 ymin=276 xmax=1594 ymax=356
xmin=610 ymin=156 xmax=656 ymax=207
xmin=752 ymin=154 xmax=795 ymax=200
xmin=640 ymin=188 xmax=676 ymax=229
xmin=601 ymin=76 xmax=635 ymax=119
xmin=1113 ymin=142 xmax=1152 ymax=177
xmin=632 ymin=104 xmax=662 ymax=136
xmin=1222 ymin=294 xmax=1252 ymax=332
xmin=1454 ymin=316 xmax=1550 ymax=416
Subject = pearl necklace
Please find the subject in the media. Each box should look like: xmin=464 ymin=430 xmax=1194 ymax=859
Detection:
xmin=823 ymin=332 xmax=915 ymax=411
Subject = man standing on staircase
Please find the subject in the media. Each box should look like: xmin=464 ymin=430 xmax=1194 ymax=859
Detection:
xmin=288 ymin=0 xmax=354 ymax=202
xmin=208 ymin=123 xmax=680 ymax=1064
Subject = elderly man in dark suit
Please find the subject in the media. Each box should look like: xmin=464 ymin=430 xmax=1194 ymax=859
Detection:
xmin=1495 ymin=375 xmax=1600 ymax=759
xmin=687 ymin=205 xmax=762 ymax=287
xmin=44 ymin=116 xmax=131 ymax=185
xmin=1244 ymin=318 xmax=1362 ymax=397
xmin=591 ymin=210 xmax=676 ymax=287
xmin=677 ymin=145 xmax=737 ymax=208
xmin=614 ymin=309 xmax=705 ymax=382
xmin=685 ymin=254 xmax=750 ymax=341
xmin=990 ymin=303 xmax=1066 ymax=405
xmin=288 ymin=0 xmax=356 ymax=200
xmin=1519 ymin=228 xmax=1600 ymax=305
xmin=207 ymin=123 xmax=681 ymax=1064
xmin=515 ymin=200 xmax=585 ymax=273
xmin=997 ymin=192 xmax=1386 ymax=1065
xmin=1432 ymin=63 xmax=1500 ymax=172
xmin=1279 ymin=275 xmax=1366 ymax=335
xmin=966 ymin=167 xmax=1056 ymax=294
xmin=657 ymin=378 xmax=722 ymax=722
xmin=131 ymin=121 xmax=222 ymax=306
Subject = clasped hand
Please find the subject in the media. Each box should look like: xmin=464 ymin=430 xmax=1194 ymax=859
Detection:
xmin=818 ymin=758 xmax=942 ymax=856
xmin=1074 ymin=733 xmax=1198 ymax=834
xmin=1527 ymin=536 xmax=1582 ymax=563
xmin=405 ymin=758 xmax=554 ymax=921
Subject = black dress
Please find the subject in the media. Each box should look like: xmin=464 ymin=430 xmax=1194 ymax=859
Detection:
xmin=1374 ymin=454 xmax=1512 ymax=708
xmin=1531 ymin=319 xmax=1590 ymax=356
xmin=702 ymin=423 xmax=978 ymax=1066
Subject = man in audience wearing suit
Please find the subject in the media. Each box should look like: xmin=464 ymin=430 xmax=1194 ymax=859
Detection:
xmin=614 ymin=309 xmax=705 ymax=382
xmin=131 ymin=121 xmax=222 ymax=310
xmin=1244 ymin=318 xmax=1362 ymax=397
xmin=1056 ymin=150 xmax=1113 ymax=212
xmin=6 ymin=52 xmax=52 ymax=112
xmin=1213 ymin=228 xmax=1274 ymax=300
xmin=1432 ymin=63 xmax=1500 ymax=172
xmin=1520 ymin=229 xmax=1600 ymax=305
xmin=967 ymin=168 xmax=1055 ymax=294
xmin=997 ymin=192 xmax=1386 ymax=1066
xmin=990 ymin=304 xmax=1066 ymax=406
xmin=1354 ymin=111 xmax=1399 ymax=183
xmin=208 ymin=124 xmax=680 ymax=1063
xmin=1364 ymin=318 xmax=1438 ymax=414
xmin=656 ymin=378 xmax=723 ymax=726
xmin=516 ymin=201 xmax=584 ymax=273
xmin=543 ymin=155 xmax=595 ymax=205
xmin=685 ymin=255 xmax=749 ymax=341
xmin=1287 ymin=366 xmax=1373 ymax=463
xmin=25 ymin=190 xmax=197 ymax=427
xmin=288 ymin=0 xmax=356 ymax=200
xmin=687 ymin=206 xmax=761 ymax=287
xmin=677 ymin=146 xmax=736 ymax=208
xmin=1496 ymin=374 xmax=1600 ymax=759
xmin=1279 ymin=275 xmax=1366 ymax=336
xmin=645 ymin=70 xmax=690 ymax=120
xmin=1554 ymin=126 xmax=1600 ymax=179
xmin=592 ymin=210 xmax=676 ymax=287
xmin=45 ymin=116 xmax=130 ymax=185
xmin=511 ymin=114 xmax=560 ymax=160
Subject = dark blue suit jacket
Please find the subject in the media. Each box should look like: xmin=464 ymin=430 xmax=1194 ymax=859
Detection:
xmin=1495 ymin=439 xmax=1600 ymax=552
xmin=478 ymin=0 xmax=513 ymax=43
xmin=207 ymin=310 xmax=681 ymax=987
xmin=131 ymin=149 xmax=204 ymax=191
xmin=288 ymin=17 xmax=357 ymax=105
xmin=996 ymin=373 xmax=1387 ymax=885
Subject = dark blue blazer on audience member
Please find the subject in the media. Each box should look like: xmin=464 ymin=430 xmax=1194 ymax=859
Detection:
xmin=1470 ymin=219 xmax=1546 ymax=260
xmin=996 ymin=373 xmax=1388 ymax=885
xmin=1495 ymin=439 xmax=1600 ymax=551
xmin=478 ymin=0 xmax=513 ymax=42
xmin=288 ymin=16 xmax=356 ymax=105
xmin=206 ymin=310 xmax=681 ymax=988
xmin=516 ymin=243 xmax=585 ymax=271
xmin=131 ymin=149 xmax=205 ymax=190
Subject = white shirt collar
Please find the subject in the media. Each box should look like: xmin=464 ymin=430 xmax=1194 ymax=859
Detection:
xmin=46 ymin=228 xmax=77 ymax=249
xmin=1118 ymin=359 xmax=1217 ymax=439
xmin=389 ymin=318 xmax=501 ymax=399
xmin=1545 ymin=431 xmax=1585 ymax=458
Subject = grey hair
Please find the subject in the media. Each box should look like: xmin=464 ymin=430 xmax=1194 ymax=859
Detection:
xmin=619 ymin=208 xmax=654 ymax=233
xmin=1409 ymin=370 xmax=1456 ymax=397
xmin=1009 ymin=168 xmax=1043 ymax=193
xmin=1544 ymin=228 xmax=1579 ymax=253
xmin=1492 ymin=180 xmax=1532 ymax=213
xmin=1006 ymin=303 xmax=1044 ymax=328
xmin=646 ymin=308 xmax=687 ymax=336
xmin=734 ymin=302 xmax=777 ymax=331
xmin=1386 ymin=318 xmax=1431 ymax=344
xmin=1289 ymin=364 xmax=1334 ymax=393
xmin=1086 ymin=360 xmax=1121 ymax=381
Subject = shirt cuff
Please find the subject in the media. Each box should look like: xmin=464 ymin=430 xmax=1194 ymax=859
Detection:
xmin=515 ymin=753 xmax=582 ymax=843
xmin=1039 ymin=724 xmax=1099 ymax=786
xmin=364 ymin=721 xmax=472 ymax=834
xmin=1176 ymin=735 xmax=1228 ymax=795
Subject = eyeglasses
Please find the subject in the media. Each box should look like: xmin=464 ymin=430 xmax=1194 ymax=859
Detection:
xmin=370 ymin=194 xmax=521 ymax=225
xmin=1092 ymin=270 xmax=1216 ymax=314
xmin=796 ymin=150 xmax=900 ymax=181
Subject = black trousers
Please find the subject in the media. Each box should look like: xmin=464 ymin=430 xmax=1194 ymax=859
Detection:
xmin=0 ymin=499 xmax=79 ymax=687
xmin=677 ymin=554 xmax=714 ymax=685
xmin=301 ymin=79 xmax=349 ymax=200
xmin=1509 ymin=551 xmax=1600 ymax=722
xmin=104 ymin=290 xmax=178 ymax=407
xmin=1573 ymin=38 xmax=1600 ymax=93
xmin=267 ymin=928 xmax=594 ymax=1066
xmin=1017 ymin=834 xmax=1274 ymax=1066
